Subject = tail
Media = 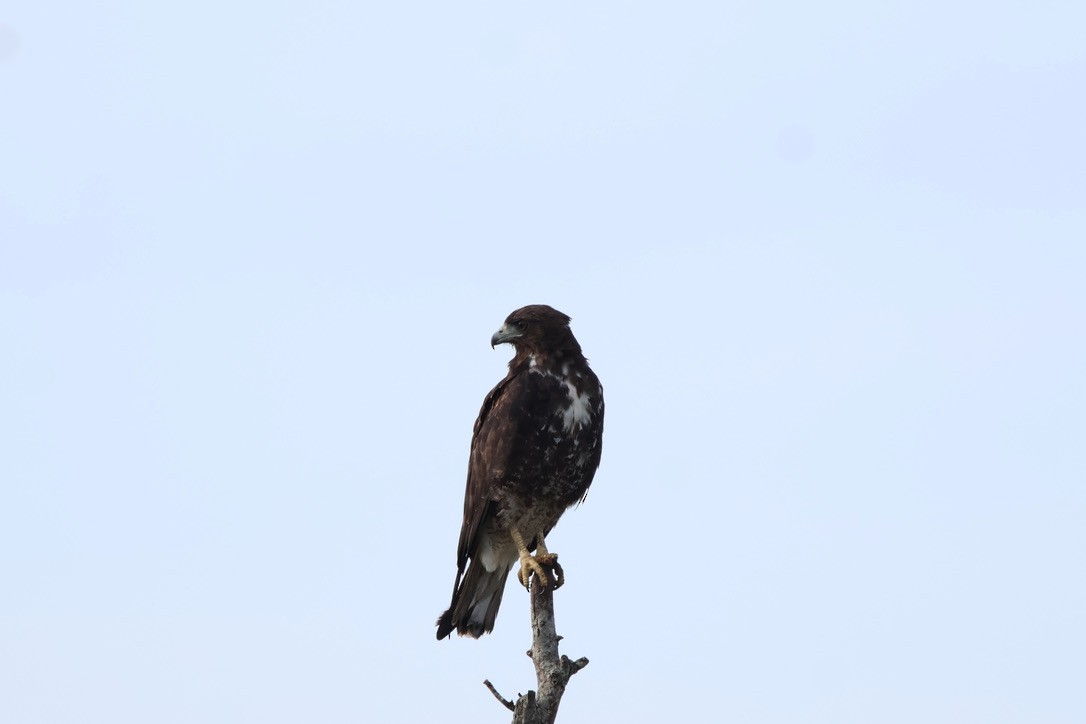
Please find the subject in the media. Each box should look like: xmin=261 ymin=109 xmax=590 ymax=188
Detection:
xmin=435 ymin=559 xmax=514 ymax=639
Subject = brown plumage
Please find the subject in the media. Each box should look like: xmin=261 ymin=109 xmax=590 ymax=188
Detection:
xmin=436 ymin=305 xmax=604 ymax=639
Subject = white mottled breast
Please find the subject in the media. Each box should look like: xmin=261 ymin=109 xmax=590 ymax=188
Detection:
xmin=531 ymin=366 xmax=597 ymax=433
xmin=562 ymin=380 xmax=594 ymax=432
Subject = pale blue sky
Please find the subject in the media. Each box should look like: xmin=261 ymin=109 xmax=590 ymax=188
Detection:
xmin=2 ymin=2 xmax=1084 ymax=722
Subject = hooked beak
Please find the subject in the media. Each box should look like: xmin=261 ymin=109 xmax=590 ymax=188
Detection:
xmin=490 ymin=322 xmax=523 ymax=348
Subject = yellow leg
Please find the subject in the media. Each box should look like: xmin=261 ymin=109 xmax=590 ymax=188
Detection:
xmin=532 ymin=536 xmax=563 ymax=589
xmin=510 ymin=527 xmax=550 ymax=589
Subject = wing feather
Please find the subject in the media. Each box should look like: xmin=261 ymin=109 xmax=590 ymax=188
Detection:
xmin=455 ymin=367 xmax=556 ymax=570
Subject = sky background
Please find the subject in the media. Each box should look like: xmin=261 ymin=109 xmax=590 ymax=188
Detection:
xmin=2 ymin=1 xmax=1085 ymax=722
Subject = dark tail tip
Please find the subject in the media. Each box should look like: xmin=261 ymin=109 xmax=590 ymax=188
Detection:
xmin=436 ymin=610 xmax=454 ymax=640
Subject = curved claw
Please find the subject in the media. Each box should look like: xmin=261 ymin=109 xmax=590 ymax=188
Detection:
xmin=517 ymin=553 xmax=549 ymax=589
xmin=540 ymin=554 xmax=565 ymax=590
xmin=517 ymin=553 xmax=564 ymax=591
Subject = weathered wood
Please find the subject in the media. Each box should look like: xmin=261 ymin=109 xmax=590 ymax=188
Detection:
xmin=486 ymin=560 xmax=588 ymax=724
xmin=484 ymin=679 xmax=515 ymax=712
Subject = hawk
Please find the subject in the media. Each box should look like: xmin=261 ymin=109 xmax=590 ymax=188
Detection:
xmin=436 ymin=305 xmax=605 ymax=639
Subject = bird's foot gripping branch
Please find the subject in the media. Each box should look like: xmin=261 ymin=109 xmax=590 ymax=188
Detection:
xmin=521 ymin=553 xmax=564 ymax=592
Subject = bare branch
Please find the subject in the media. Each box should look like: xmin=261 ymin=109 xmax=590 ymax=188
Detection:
xmin=487 ymin=558 xmax=588 ymax=724
xmin=483 ymin=679 xmax=515 ymax=712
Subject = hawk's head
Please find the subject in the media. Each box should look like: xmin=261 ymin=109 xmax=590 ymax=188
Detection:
xmin=491 ymin=305 xmax=577 ymax=356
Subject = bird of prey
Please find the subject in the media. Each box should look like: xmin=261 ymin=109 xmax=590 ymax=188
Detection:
xmin=436 ymin=305 xmax=604 ymax=639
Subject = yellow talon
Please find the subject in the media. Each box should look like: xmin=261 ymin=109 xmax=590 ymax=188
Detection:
xmin=517 ymin=552 xmax=550 ymax=589
xmin=510 ymin=527 xmax=564 ymax=591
